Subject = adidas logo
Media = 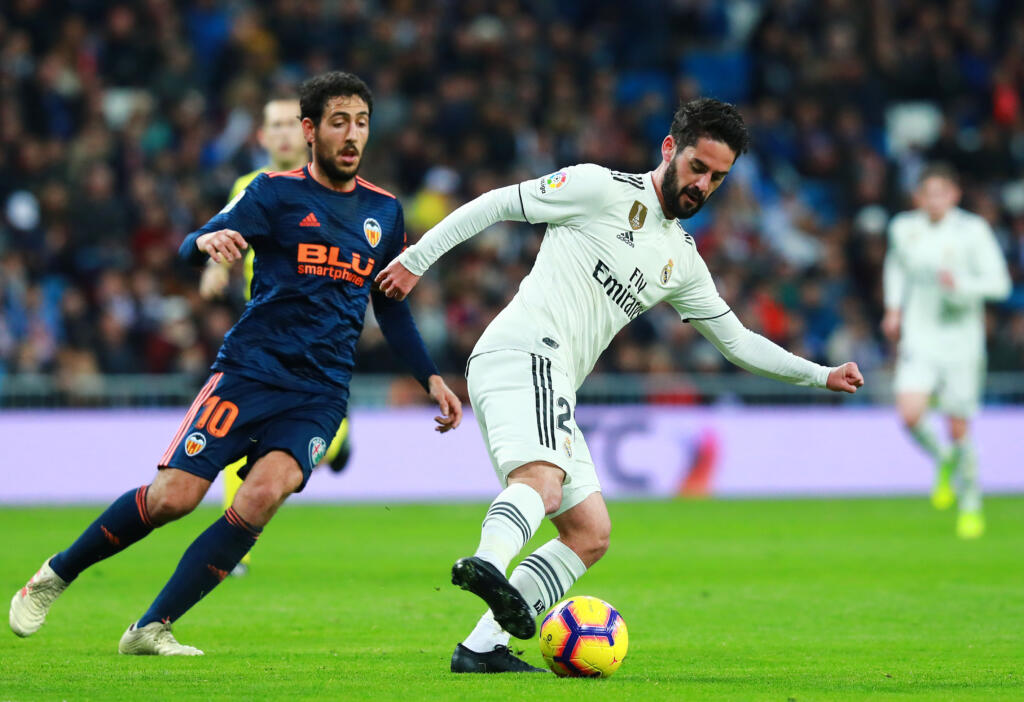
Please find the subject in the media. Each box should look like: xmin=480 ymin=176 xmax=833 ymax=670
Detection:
xmin=616 ymin=231 xmax=634 ymax=247
xmin=299 ymin=212 xmax=321 ymax=227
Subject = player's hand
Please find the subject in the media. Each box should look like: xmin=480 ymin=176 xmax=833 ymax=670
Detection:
xmin=826 ymin=361 xmax=864 ymax=394
xmin=427 ymin=374 xmax=462 ymax=434
xmin=880 ymin=309 xmax=901 ymax=344
xmin=199 ymin=261 xmax=230 ymax=299
xmin=196 ymin=229 xmax=248 ymax=264
xmin=375 ymin=259 xmax=420 ymax=301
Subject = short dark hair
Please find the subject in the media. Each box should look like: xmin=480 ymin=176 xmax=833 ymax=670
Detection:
xmin=669 ymin=98 xmax=749 ymax=158
xmin=298 ymin=71 xmax=373 ymax=125
xmin=918 ymin=162 xmax=959 ymax=187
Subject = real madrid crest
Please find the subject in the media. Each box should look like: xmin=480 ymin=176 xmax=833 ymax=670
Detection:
xmin=563 ymin=436 xmax=573 ymax=459
xmin=363 ymin=218 xmax=382 ymax=247
xmin=661 ymin=258 xmax=674 ymax=285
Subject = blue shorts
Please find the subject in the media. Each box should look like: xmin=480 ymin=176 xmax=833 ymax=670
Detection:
xmin=159 ymin=372 xmax=346 ymax=492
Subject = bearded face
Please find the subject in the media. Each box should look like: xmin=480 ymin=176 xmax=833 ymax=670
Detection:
xmin=662 ymin=156 xmax=707 ymax=219
xmin=659 ymin=138 xmax=737 ymax=219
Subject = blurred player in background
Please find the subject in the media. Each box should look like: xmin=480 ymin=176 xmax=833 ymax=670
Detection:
xmin=377 ymin=98 xmax=864 ymax=673
xmin=10 ymin=71 xmax=460 ymax=655
xmin=200 ymin=96 xmax=353 ymax=577
xmin=882 ymin=163 xmax=1011 ymax=539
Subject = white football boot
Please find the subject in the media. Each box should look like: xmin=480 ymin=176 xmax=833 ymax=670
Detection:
xmin=118 ymin=621 xmax=204 ymax=656
xmin=10 ymin=557 xmax=69 ymax=637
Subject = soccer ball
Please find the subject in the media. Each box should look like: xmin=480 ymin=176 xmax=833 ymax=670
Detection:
xmin=538 ymin=596 xmax=628 ymax=677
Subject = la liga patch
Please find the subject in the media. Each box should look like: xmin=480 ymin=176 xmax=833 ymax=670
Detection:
xmin=539 ymin=170 xmax=568 ymax=195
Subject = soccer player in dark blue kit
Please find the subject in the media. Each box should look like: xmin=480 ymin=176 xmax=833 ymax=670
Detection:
xmin=9 ymin=72 xmax=462 ymax=655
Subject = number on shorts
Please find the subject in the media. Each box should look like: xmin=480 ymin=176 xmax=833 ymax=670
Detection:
xmin=195 ymin=396 xmax=239 ymax=438
xmin=556 ymin=397 xmax=572 ymax=435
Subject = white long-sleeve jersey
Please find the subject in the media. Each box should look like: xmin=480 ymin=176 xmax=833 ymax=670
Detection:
xmin=883 ymin=207 xmax=1011 ymax=362
xmin=399 ymin=163 xmax=831 ymax=390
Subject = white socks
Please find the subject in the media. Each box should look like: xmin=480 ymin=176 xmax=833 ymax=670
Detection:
xmin=462 ymin=609 xmax=507 ymax=653
xmin=951 ymin=438 xmax=982 ymax=512
xmin=908 ymin=420 xmax=944 ymax=462
xmin=474 ymin=483 xmax=545 ymax=573
xmin=463 ymin=539 xmax=588 ymax=653
xmin=509 ymin=539 xmax=587 ymax=617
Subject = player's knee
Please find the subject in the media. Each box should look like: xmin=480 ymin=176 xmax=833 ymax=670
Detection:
xmin=147 ymin=489 xmax=199 ymax=524
xmin=235 ymin=481 xmax=287 ymax=515
xmin=540 ymin=486 xmax=564 ymax=516
xmin=901 ymin=410 xmax=924 ymax=429
xmin=147 ymin=468 xmax=209 ymax=525
xmin=563 ymin=528 xmax=609 ymax=568
xmin=509 ymin=463 xmax=564 ymax=515
xmin=584 ymin=522 xmax=611 ymax=565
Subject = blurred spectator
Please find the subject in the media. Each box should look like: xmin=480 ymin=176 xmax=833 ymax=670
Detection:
xmin=0 ymin=0 xmax=1021 ymax=398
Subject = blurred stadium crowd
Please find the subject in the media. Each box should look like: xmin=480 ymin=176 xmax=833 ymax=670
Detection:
xmin=1 ymin=0 xmax=1023 ymax=400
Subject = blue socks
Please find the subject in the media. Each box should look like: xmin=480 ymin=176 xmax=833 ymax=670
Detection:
xmin=137 ymin=507 xmax=261 ymax=627
xmin=50 ymin=486 xmax=154 ymax=583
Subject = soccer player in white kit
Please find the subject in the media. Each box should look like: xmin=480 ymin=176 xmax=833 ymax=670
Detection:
xmin=377 ymin=99 xmax=864 ymax=672
xmin=881 ymin=163 xmax=1011 ymax=539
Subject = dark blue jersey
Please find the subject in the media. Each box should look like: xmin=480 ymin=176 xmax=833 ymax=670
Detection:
xmin=180 ymin=166 xmax=437 ymax=397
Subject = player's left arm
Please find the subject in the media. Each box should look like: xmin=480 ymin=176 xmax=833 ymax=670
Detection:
xmin=940 ymin=218 xmax=1012 ymax=302
xmin=692 ymin=312 xmax=863 ymax=392
xmin=670 ymin=255 xmax=863 ymax=393
xmin=372 ymin=206 xmax=462 ymax=432
xmin=371 ymin=293 xmax=462 ymax=432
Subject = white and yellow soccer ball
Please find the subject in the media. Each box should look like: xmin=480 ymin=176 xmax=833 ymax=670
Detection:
xmin=538 ymin=596 xmax=628 ymax=677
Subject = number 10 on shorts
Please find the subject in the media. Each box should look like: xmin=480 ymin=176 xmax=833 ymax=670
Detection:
xmin=194 ymin=396 xmax=239 ymax=438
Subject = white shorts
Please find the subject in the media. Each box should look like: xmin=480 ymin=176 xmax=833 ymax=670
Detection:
xmin=894 ymin=354 xmax=984 ymax=417
xmin=467 ymin=349 xmax=600 ymax=518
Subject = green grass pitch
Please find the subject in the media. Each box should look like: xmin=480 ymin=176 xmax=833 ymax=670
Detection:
xmin=2 ymin=497 xmax=1022 ymax=701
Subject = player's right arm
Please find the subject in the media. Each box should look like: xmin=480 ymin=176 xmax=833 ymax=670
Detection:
xmin=881 ymin=215 xmax=908 ymax=343
xmin=375 ymin=164 xmax=608 ymax=299
xmin=179 ymin=175 xmax=273 ymax=267
xmin=199 ymin=173 xmax=260 ymax=298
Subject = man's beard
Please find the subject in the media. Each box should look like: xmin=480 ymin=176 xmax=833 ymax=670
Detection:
xmin=313 ymin=140 xmax=360 ymax=184
xmin=663 ymin=158 xmax=706 ymax=219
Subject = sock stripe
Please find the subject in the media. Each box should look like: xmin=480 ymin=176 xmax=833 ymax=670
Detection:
xmin=519 ymin=557 xmax=558 ymax=605
xmin=484 ymin=505 xmax=530 ymax=544
xmin=224 ymin=507 xmax=261 ymax=539
xmin=483 ymin=510 xmax=527 ymax=544
xmin=486 ymin=501 xmax=532 ymax=538
xmin=135 ymin=485 xmax=152 ymax=527
xmin=519 ymin=559 xmax=555 ymax=603
xmin=530 ymin=554 xmax=563 ymax=596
